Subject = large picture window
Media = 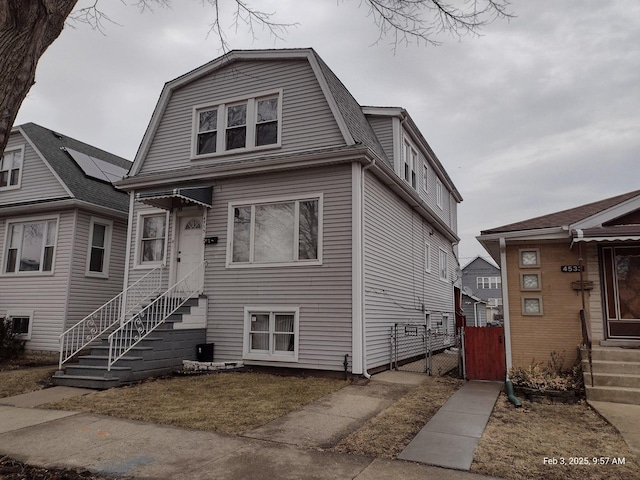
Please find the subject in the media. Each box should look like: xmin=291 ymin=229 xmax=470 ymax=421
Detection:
xmin=244 ymin=307 xmax=299 ymax=362
xmin=228 ymin=196 xmax=321 ymax=267
xmin=4 ymin=218 xmax=57 ymax=274
xmin=194 ymin=91 xmax=281 ymax=156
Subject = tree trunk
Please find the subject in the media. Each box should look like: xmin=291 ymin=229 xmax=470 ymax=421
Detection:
xmin=0 ymin=0 xmax=77 ymax=154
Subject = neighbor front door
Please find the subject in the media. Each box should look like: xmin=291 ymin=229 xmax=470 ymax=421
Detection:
xmin=176 ymin=215 xmax=204 ymax=282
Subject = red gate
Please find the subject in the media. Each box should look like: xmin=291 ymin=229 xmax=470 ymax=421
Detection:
xmin=464 ymin=326 xmax=506 ymax=381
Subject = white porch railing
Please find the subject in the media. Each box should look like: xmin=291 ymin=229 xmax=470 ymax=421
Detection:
xmin=58 ymin=264 xmax=165 ymax=369
xmin=107 ymin=261 xmax=206 ymax=371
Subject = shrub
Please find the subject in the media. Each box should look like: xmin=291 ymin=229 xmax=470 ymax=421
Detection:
xmin=509 ymin=351 xmax=584 ymax=393
xmin=0 ymin=317 xmax=26 ymax=361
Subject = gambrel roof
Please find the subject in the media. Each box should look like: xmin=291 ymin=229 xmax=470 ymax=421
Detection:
xmin=129 ymin=48 xmax=390 ymax=176
xmin=12 ymin=123 xmax=131 ymax=213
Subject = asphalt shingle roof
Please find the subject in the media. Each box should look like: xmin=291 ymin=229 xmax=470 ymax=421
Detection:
xmin=481 ymin=189 xmax=640 ymax=235
xmin=19 ymin=123 xmax=131 ymax=213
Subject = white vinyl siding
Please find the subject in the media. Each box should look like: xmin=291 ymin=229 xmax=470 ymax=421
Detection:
xmin=364 ymin=171 xmax=455 ymax=369
xmin=67 ymin=210 xmax=128 ymax=332
xmin=140 ymin=60 xmax=345 ymax=176
xmin=0 ymin=131 xmax=68 ymax=206
xmin=203 ymin=165 xmax=352 ymax=371
xmin=0 ymin=211 xmax=74 ymax=350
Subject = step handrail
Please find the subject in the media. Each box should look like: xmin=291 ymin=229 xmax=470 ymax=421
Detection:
xmin=58 ymin=264 xmax=165 ymax=369
xmin=107 ymin=261 xmax=206 ymax=370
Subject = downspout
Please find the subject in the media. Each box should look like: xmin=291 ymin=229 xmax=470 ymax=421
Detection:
xmin=361 ymin=158 xmax=376 ymax=379
xmin=121 ymin=191 xmax=135 ymax=324
xmin=499 ymin=237 xmax=521 ymax=406
xmin=474 ymin=301 xmax=481 ymax=327
xmin=500 ymin=238 xmax=513 ymax=373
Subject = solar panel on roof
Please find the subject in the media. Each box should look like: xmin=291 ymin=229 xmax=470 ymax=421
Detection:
xmin=63 ymin=147 xmax=128 ymax=184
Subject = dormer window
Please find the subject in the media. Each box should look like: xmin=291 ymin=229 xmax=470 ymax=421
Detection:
xmin=193 ymin=90 xmax=281 ymax=157
xmin=0 ymin=147 xmax=24 ymax=189
xmin=403 ymin=139 xmax=417 ymax=190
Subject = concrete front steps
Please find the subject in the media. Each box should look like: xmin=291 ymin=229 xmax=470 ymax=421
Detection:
xmin=582 ymin=345 xmax=640 ymax=405
xmin=53 ymin=297 xmax=207 ymax=390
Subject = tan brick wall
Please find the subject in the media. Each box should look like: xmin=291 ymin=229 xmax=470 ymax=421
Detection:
xmin=506 ymin=242 xmax=585 ymax=369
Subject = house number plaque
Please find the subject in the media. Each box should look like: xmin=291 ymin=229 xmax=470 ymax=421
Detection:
xmin=561 ymin=265 xmax=583 ymax=272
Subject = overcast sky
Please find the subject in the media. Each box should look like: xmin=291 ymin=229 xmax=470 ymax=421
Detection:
xmin=14 ymin=0 xmax=640 ymax=266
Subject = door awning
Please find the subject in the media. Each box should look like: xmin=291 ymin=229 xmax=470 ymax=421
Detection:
xmin=135 ymin=187 xmax=213 ymax=210
xmin=572 ymin=226 xmax=640 ymax=243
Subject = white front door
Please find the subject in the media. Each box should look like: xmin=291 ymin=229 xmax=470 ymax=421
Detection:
xmin=176 ymin=215 xmax=204 ymax=282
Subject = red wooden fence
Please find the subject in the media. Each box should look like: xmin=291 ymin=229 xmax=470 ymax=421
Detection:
xmin=464 ymin=326 xmax=506 ymax=381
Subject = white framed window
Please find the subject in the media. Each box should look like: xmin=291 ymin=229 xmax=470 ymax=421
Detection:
xmin=522 ymin=296 xmax=543 ymax=315
xmin=424 ymin=242 xmax=431 ymax=273
xmin=193 ymin=90 xmax=282 ymax=157
xmin=86 ymin=217 xmax=113 ymax=278
xmin=243 ymin=306 xmax=299 ymax=362
xmin=403 ymin=140 xmax=417 ymax=189
xmin=6 ymin=309 xmax=34 ymax=340
xmin=436 ymin=179 xmax=443 ymax=209
xmin=439 ymin=248 xmax=448 ymax=281
xmin=476 ymin=276 xmax=502 ymax=289
xmin=519 ymin=249 xmax=540 ymax=268
xmin=442 ymin=314 xmax=450 ymax=335
xmin=487 ymin=298 xmax=503 ymax=307
xmin=422 ymin=163 xmax=428 ymax=192
xmin=227 ymin=194 xmax=322 ymax=268
xmin=3 ymin=217 xmax=58 ymax=274
xmin=135 ymin=210 xmax=169 ymax=268
xmin=0 ymin=146 xmax=24 ymax=190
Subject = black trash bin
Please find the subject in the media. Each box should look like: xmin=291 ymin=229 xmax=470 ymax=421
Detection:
xmin=196 ymin=343 xmax=214 ymax=362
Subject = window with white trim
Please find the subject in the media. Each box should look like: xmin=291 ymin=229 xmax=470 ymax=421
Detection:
xmin=0 ymin=147 xmax=24 ymax=189
xmin=403 ymin=140 xmax=417 ymax=189
xmin=424 ymin=242 xmax=431 ymax=273
xmin=476 ymin=276 xmax=502 ymax=289
xmin=243 ymin=307 xmax=299 ymax=361
xmin=136 ymin=211 xmax=168 ymax=266
xmin=436 ymin=179 xmax=443 ymax=208
xmin=228 ymin=196 xmax=321 ymax=266
xmin=439 ymin=249 xmax=448 ymax=281
xmin=86 ymin=217 xmax=113 ymax=277
xmin=4 ymin=219 xmax=57 ymax=274
xmin=6 ymin=309 xmax=33 ymax=340
xmin=422 ymin=163 xmax=428 ymax=192
xmin=194 ymin=92 xmax=281 ymax=156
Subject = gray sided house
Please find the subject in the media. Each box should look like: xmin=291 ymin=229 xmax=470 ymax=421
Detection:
xmin=461 ymin=256 xmax=502 ymax=323
xmin=56 ymin=48 xmax=462 ymax=386
xmin=0 ymin=123 xmax=130 ymax=351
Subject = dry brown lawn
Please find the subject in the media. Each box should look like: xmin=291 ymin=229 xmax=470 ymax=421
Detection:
xmin=472 ymin=393 xmax=640 ymax=480
xmin=46 ymin=371 xmax=348 ymax=434
xmin=0 ymin=366 xmax=56 ymax=398
xmin=332 ymin=376 xmax=464 ymax=458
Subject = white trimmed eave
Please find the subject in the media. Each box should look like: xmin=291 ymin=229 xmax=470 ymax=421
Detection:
xmin=0 ymin=198 xmax=128 ymax=218
xmin=129 ymin=48 xmax=355 ymax=177
xmin=477 ymin=226 xmax=569 ymax=264
xmin=15 ymin=126 xmax=75 ymax=198
xmin=571 ymin=195 xmax=640 ymax=230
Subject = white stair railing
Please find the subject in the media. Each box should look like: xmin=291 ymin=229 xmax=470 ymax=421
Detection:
xmin=58 ymin=264 xmax=165 ymax=369
xmin=107 ymin=261 xmax=206 ymax=371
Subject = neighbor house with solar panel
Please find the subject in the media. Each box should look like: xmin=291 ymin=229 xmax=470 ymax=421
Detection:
xmin=52 ymin=49 xmax=463 ymax=388
xmin=0 ymin=123 xmax=131 ymax=353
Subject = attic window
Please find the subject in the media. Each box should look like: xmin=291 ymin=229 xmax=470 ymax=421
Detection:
xmin=0 ymin=147 xmax=24 ymax=189
xmin=193 ymin=90 xmax=282 ymax=158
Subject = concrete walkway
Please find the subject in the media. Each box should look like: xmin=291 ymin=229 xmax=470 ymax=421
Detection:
xmin=0 ymin=372 xmax=500 ymax=480
xmin=589 ymin=400 xmax=640 ymax=461
xmin=399 ymin=380 xmax=503 ymax=470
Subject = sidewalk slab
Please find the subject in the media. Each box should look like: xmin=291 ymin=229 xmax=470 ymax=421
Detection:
xmin=589 ymin=400 xmax=640 ymax=460
xmin=355 ymin=458 xmax=503 ymax=480
xmin=398 ymin=381 xmax=502 ymax=470
xmin=0 ymin=405 xmax=78 ymax=434
xmin=0 ymin=386 xmax=94 ymax=408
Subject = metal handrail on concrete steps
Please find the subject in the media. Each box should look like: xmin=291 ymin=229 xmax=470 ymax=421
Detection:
xmin=107 ymin=261 xmax=207 ymax=371
xmin=58 ymin=264 xmax=166 ymax=369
